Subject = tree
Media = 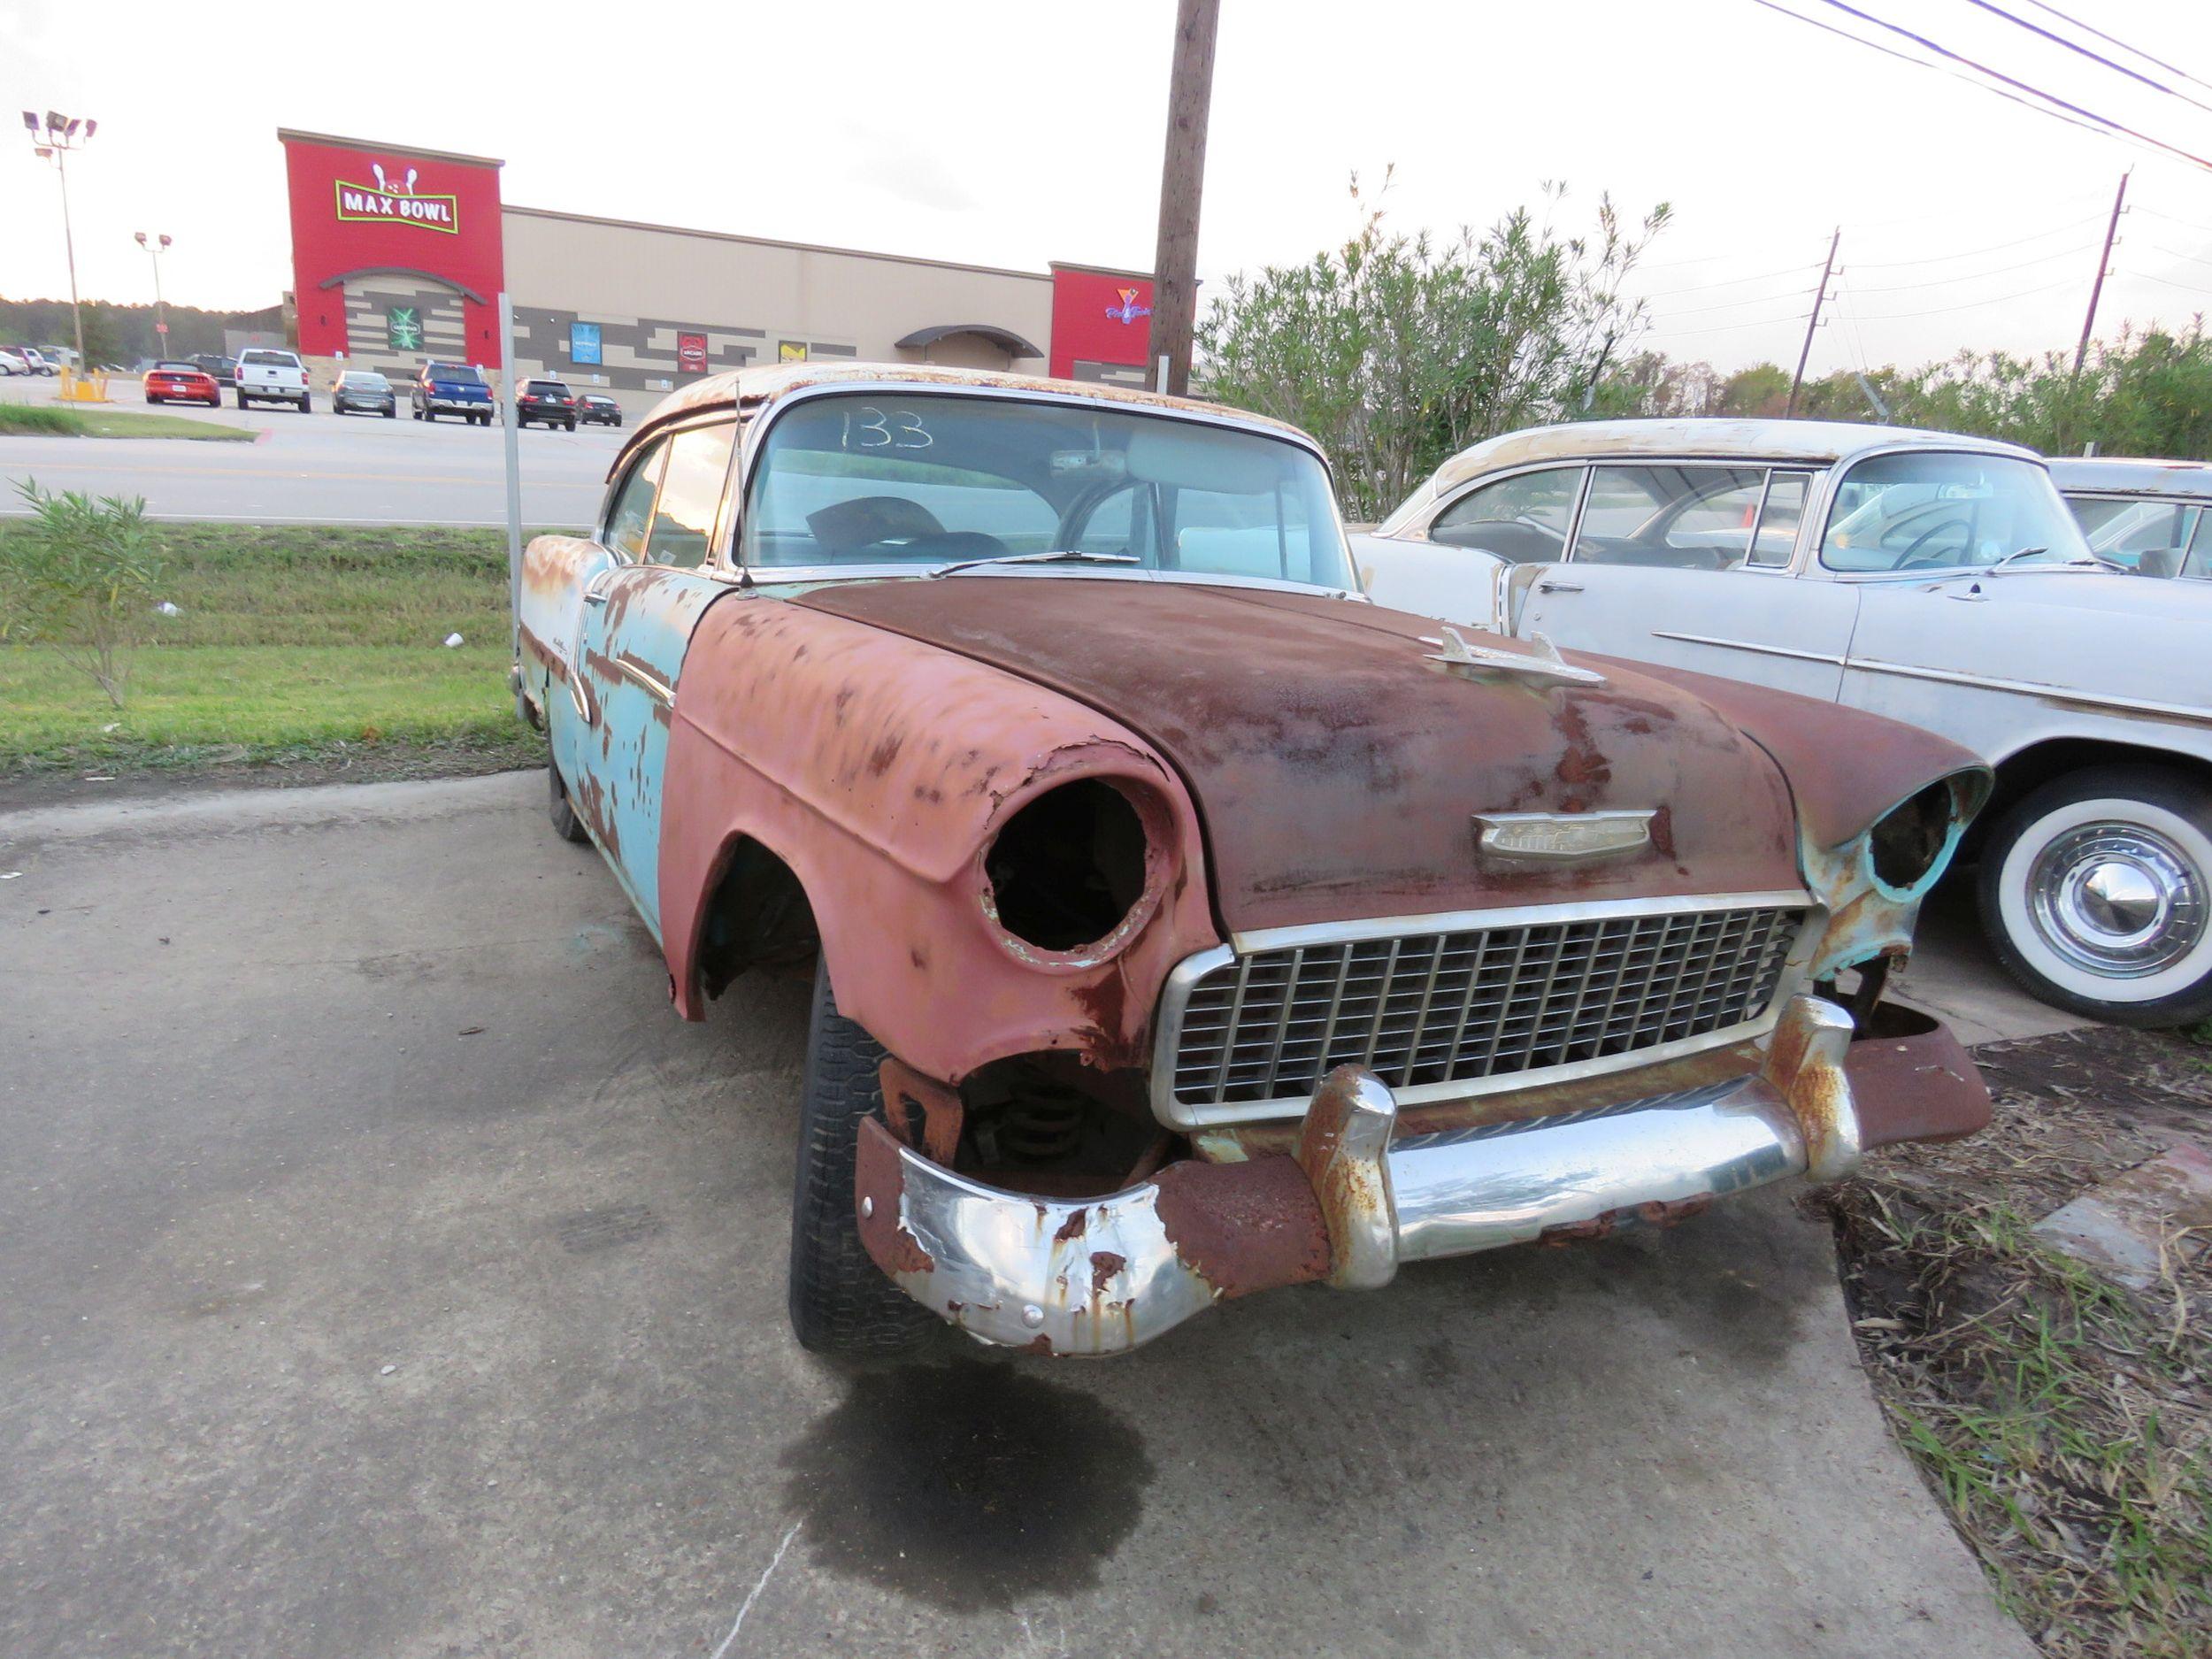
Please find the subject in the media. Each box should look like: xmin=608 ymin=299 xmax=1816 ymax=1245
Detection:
xmin=0 ymin=481 xmax=166 ymax=708
xmin=1198 ymin=177 xmax=1671 ymax=518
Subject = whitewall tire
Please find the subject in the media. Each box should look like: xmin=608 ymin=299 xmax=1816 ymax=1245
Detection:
xmin=1978 ymin=765 xmax=2212 ymax=1026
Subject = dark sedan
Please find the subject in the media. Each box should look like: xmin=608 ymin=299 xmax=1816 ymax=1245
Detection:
xmin=516 ymin=377 xmax=579 ymax=430
xmin=332 ymin=370 xmax=397 ymax=418
xmin=189 ymin=353 xmax=238 ymax=388
xmin=576 ymin=392 xmax=622 ymax=427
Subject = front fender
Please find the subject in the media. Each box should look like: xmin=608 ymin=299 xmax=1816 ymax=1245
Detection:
xmin=657 ymin=595 xmax=1222 ymax=1081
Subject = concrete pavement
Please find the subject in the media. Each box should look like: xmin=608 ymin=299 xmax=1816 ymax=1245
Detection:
xmin=1 ymin=373 xmax=616 ymax=526
xmin=0 ymin=772 xmax=2035 ymax=1658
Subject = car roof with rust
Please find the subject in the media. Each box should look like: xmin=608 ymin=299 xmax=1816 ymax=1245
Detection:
xmin=2045 ymin=455 xmax=2212 ymax=499
xmin=1418 ymin=418 xmax=2039 ymax=495
xmin=610 ymin=361 xmax=1320 ymax=479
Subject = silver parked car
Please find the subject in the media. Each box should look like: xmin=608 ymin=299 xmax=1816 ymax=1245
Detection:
xmin=2048 ymin=456 xmax=2211 ymax=581
xmin=1357 ymin=419 xmax=2212 ymax=1027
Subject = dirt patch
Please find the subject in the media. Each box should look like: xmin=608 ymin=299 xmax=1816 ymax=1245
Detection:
xmin=0 ymin=738 xmax=537 ymax=813
xmin=1825 ymin=1025 xmax=2212 ymax=1659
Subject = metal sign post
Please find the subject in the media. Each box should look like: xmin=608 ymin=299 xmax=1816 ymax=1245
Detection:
xmin=498 ymin=293 xmax=525 ymax=675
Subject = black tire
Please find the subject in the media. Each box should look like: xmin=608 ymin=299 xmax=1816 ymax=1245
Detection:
xmin=1977 ymin=764 xmax=2212 ymax=1028
xmin=413 ymin=406 xmax=424 ymax=420
xmin=235 ymin=390 xmax=250 ymax=409
xmin=565 ymin=419 xmax=577 ymax=432
xmin=788 ymin=961 xmax=940 ymax=1357
xmin=297 ymin=395 xmax=310 ymax=412
xmin=384 ymin=406 xmax=396 ymax=419
xmin=547 ymin=762 xmax=590 ymax=844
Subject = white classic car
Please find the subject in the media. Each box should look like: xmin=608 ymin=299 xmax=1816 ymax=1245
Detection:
xmin=1356 ymin=419 xmax=2212 ymax=1028
xmin=2048 ymin=455 xmax=2211 ymax=581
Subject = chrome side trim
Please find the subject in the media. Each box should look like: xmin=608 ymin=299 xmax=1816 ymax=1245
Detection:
xmin=1149 ymin=891 xmax=1820 ymax=1130
xmin=1843 ymin=657 xmax=2212 ymax=727
xmin=1648 ymin=630 xmax=1848 ymax=666
xmin=611 ymin=656 xmax=675 ymax=707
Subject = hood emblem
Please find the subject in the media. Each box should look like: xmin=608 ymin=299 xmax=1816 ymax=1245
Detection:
xmin=1473 ymin=810 xmax=1655 ymax=862
xmin=1421 ymin=626 xmax=1605 ymax=687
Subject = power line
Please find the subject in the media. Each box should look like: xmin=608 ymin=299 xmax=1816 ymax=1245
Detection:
xmin=2019 ymin=0 xmax=2212 ymax=96
xmin=1809 ymin=0 xmax=2212 ymax=173
xmin=1847 ymin=212 xmax=2104 ymax=269
xmin=1634 ymin=258 xmax=1826 ymax=299
xmin=1747 ymin=0 xmax=2111 ymax=145
xmin=2136 ymin=205 xmax=2212 ymax=236
xmin=1959 ymin=0 xmax=2212 ymax=119
xmin=2146 ymin=242 xmax=2212 ymax=272
xmin=1840 ymin=273 xmax=2078 ymax=319
xmin=2116 ymin=269 xmax=2212 ymax=297
xmin=1844 ymin=239 xmax=2101 ymax=293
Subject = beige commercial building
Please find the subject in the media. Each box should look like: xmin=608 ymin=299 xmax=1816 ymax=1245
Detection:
xmin=280 ymin=130 xmax=1156 ymax=414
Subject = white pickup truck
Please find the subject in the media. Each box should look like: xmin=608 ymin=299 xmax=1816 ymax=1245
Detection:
xmin=235 ymin=347 xmax=311 ymax=413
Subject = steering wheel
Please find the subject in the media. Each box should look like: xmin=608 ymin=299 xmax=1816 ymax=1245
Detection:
xmin=1892 ymin=523 xmax=1967 ymax=570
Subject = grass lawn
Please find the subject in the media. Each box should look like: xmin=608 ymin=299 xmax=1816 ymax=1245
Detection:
xmin=0 ymin=403 xmax=257 ymax=441
xmin=0 ymin=522 xmax=544 ymax=775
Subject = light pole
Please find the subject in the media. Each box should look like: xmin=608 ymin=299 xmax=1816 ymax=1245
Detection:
xmin=135 ymin=231 xmax=173 ymax=361
xmin=22 ymin=110 xmax=96 ymax=380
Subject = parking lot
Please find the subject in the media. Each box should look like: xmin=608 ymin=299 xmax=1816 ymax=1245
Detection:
xmin=0 ymin=373 xmax=616 ymax=527
xmin=0 ymin=772 xmax=2049 ymax=1659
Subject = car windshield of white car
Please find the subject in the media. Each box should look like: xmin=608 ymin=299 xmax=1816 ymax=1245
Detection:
xmin=741 ymin=393 xmax=1352 ymax=588
xmin=1819 ymin=452 xmax=2092 ymax=574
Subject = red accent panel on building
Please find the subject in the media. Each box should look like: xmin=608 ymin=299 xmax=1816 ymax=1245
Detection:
xmin=1048 ymin=265 xmax=1155 ymax=380
xmin=279 ymin=133 xmax=506 ymax=362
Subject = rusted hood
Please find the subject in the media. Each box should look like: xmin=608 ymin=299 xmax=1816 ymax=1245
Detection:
xmin=797 ymin=580 xmax=1804 ymax=933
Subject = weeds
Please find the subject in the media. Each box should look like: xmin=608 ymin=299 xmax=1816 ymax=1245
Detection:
xmin=1828 ymin=1046 xmax=2212 ymax=1658
xmin=0 ymin=481 xmax=165 ymax=707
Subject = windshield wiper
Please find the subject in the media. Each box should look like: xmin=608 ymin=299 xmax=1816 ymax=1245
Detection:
xmin=928 ymin=549 xmax=1141 ymax=579
xmin=1981 ymin=546 xmax=2124 ymax=574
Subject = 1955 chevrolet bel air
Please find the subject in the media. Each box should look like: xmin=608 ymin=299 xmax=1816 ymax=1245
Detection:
xmin=512 ymin=363 xmax=1995 ymax=1357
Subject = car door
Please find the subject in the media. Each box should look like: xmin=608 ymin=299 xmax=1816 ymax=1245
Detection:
xmin=1515 ymin=463 xmax=1861 ymax=702
xmin=565 ymin=419 xmax=739 ymax=938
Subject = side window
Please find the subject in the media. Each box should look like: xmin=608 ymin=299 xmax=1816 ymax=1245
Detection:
xmin=1747 ymin=472 xmax=1813 ymax=568
xmin=1431 ymin=467 xmax=1584 ymax=564
xmin=1572 ymin=465 xmax=1763 ymax=570
xmin=644 ymin=423 xmax=737 ymax=566
xmin=603 ymin=440 xmax=667 ymax=561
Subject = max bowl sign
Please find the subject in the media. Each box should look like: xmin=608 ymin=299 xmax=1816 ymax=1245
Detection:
xmin=334 ymin=163 xmax=458 ymax=234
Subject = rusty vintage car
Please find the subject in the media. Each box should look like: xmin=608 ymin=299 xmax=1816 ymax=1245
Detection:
xmin=512 ymin=364 xmax=1995 ymax=1358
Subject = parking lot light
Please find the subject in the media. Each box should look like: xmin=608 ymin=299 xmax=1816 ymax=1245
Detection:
xmin=24 ymin=108 xmax=96 ymax=384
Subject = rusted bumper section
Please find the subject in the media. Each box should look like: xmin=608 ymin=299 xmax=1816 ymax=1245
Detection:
xmin=854 ymin=995 xmax=1989 ymax=1356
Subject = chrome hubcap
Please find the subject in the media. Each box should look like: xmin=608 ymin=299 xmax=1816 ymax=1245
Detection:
xmin=2028 ymin=822 xmax=2206 ymax=978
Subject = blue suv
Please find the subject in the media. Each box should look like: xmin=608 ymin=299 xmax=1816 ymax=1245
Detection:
xmin=411 ymin=360 xmax=495 ymax=426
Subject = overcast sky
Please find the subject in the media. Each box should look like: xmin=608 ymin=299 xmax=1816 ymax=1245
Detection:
xmin=6 ymin=0 xmax=2208 ymax=376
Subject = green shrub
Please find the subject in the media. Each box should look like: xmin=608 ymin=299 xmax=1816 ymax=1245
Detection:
xmin=0 ymin=480 xmax=167 ymax=708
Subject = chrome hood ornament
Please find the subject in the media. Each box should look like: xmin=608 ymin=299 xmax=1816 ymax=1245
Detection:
xmin=1473 ymin=809 xmax=1656 ymax=862
xmin=1421 ymin=626 xmax=1605 ymax=687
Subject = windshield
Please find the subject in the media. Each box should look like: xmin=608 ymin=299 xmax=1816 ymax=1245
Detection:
xmin=240 ymin=349 xmax=296 ymax=366
xmin=2065 ymin=495 xmax=2204 ymax=578
xmin=1820 ymin=451 xmax=2090 ymax=574
xmin=526 ymin=381 xmax=570 ymax=395
xmin=741 ymin=392 xmax=1351 ymax=587
xmin=428 ymin=364 xmax=483 ymax=386
xmin=341 ymin=373 xmax=388 ymax=388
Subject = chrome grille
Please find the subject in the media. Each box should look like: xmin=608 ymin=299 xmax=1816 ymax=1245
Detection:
xmin=1163 ymin=900 xmax=1809 ymax=1119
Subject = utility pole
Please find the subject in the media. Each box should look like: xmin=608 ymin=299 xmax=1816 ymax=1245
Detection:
xmin=136 ymin=231 xmax=172 ymax=359
xmin=1786 ymin=228 xmax=1840 ymax=419
xmin=1148 ymin=0 xmax=1219 ymax=398
xmin=21 ymin=111 xmax=96 ymax=379
xmin=2072 ymin=170 xmax=2130 ymax=379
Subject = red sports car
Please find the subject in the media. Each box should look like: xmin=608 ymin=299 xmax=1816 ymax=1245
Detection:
xmin=142 ymin=361 xmax=221 ymax=407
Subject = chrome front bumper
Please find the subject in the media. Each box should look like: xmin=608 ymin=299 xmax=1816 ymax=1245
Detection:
xmin=856 ymin=995 xmax=1893 ymax=1357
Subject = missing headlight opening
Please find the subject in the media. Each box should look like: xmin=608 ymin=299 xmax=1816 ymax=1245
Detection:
xmin=1870 ymin=780 xmax=1956 ymax=891
xmin=986 ymin=780 xmax=1148 ymax=951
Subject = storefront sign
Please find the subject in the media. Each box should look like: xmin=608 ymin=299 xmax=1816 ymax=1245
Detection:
xmin=570 ymin=322 xmax=602 ymax=365
xmin=387 ymin=307 xmax=424 ymax=352
xmin=334 ymin=163 xmax=459 ymax=234
xmin=677 ymin=332 xmax=709 ymax=375
xmin=779 ymin=341 xmax=809 ymax=363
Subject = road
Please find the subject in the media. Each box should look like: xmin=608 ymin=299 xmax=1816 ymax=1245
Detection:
xmin=1 ymin=373 xmax=618 ymax=527
xmin=0 ymin=772 xmax=2037 ymax=1659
